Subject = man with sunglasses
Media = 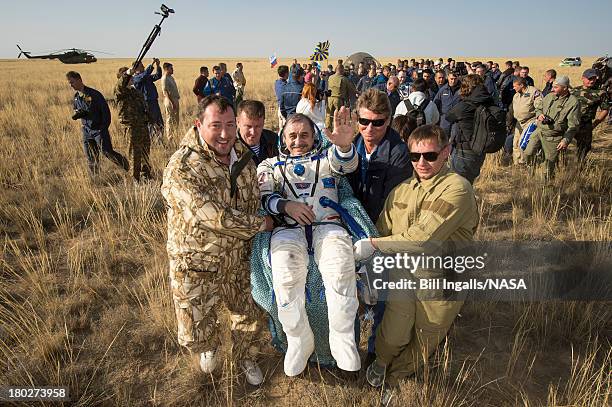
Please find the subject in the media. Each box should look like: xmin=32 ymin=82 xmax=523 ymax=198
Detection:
xmin=345 ymin=88 xmax=412 ymax=367
xmin=571 ymin=69 xmax=609 ymax=164
xmin=353 ymin=124 xmax=478 ymax=400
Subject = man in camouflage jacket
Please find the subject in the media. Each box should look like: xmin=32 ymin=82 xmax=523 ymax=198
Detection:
xmin=114 ymin=67 xmax=151 ymax=181
xmin=161 ymin=95 xmax=273 ymax=385
xmin=571 ymin=68 xmax=610 ymax=163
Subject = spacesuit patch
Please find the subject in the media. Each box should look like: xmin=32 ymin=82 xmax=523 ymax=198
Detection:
xmin=322 ymin=178 xmax=336 ymax=188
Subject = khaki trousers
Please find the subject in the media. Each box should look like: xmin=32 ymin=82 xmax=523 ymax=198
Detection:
xmin=164 ymin=99 xmax=180 ymax=141
xmin=375 ymin=284 xmax=462 ymax=385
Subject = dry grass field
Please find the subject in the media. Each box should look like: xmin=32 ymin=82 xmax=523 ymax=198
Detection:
xmin=0 ymin=56 xmax=610 ymax=406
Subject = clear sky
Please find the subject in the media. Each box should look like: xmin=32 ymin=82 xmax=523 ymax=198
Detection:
xmin=2 ymin=0 xmax=611 ymax=59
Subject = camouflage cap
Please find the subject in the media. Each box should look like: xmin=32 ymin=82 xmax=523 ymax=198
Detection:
xmin=582 ymin=68 xmax=598 ymax=79
xmin=554 ymin=75 xmax=570 ymax=87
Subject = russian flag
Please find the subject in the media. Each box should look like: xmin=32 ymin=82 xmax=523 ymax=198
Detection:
xmin=270 ymin=54 xmax=277 ymax=68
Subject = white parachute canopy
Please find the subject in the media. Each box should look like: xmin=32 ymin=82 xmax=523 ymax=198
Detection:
xmin=345 ymin=52 xmax=380 ymax=69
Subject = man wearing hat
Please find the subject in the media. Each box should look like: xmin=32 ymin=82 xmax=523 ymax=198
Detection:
xmin=571 ymin=68 xmax=610 ymax=164
xmin=523 ymin=75 xmax=580 ymax=181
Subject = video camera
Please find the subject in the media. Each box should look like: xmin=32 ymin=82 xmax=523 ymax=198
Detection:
xmin=158 ymin=4 xmax=175 ymax=17
xmin=71 ymin=109 xmax=88 ymax=120
xmin=132 ymin=4 xmax=175 ymax=69
xmin=316 ymin=89 xmax=332 ymax=101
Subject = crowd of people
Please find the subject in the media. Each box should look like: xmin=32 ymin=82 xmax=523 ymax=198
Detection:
xmin=65 ymin=55 xmax=609 ymax=406
xmin=67 ymin=59 xmax=248 ymax=182
xmin=273 ymin=57 xmax=609 ymax=183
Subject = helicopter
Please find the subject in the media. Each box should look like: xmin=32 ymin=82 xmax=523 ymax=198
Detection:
xmin=16 ymin=44 xmax=98 ymax=64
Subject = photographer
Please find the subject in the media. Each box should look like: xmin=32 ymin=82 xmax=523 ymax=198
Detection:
xmin=524 ymin=76 xmax=580 ymax=181
xmin=296 ymin=83 xmax=327 ymax=130
xmin=66 ymin=71 xmax=129 ymax=176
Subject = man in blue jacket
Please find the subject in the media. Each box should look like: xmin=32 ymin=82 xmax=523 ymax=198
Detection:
xmin=204 ymin=65 xmax=236 ymax=105
xmin=434 ymin=71 xmax=462 ymax=136
xmin=67 ymin=71 xmax=129 ymax=176
xmin=274 ymin=65 xmax=289 ymax=129
xmin=133 ymin=58 xmax=163 ymax=140
xmin=346 ymin=89 xmax=412 ymax=366
xmin=280 ymin=67 xmax=304 ymax=119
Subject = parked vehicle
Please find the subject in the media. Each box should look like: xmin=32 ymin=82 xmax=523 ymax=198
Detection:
xmin=559 ymin=57 xmax=582 ymax=67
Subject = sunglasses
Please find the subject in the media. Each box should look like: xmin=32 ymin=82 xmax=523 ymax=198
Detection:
xmin=409 ymin=151 xmax=441 ymax=162
xmin=358 ymin=117 xmax=387 ymax=127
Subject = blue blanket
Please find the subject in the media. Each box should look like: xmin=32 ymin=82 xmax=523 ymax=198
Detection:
xmin=250 ymin=177 xmax=378 ymax=366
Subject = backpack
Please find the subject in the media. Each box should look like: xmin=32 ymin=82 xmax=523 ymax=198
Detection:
xmin=470 ymin=104 xmax=507 ymax=154
xmin=404 ymin=99 xmax=430 ymax=127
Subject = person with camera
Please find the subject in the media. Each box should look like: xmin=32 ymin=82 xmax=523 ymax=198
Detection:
xmin=66 ymin=71 xmax=129 ymax=177
xmin=296 ymin=83 xmax=327 ymax=130
xmin=133 ymin=58 xmax=164 ymax=142
xmin=523 ymin=76 xmax=580 ymax=181
xmin=571 ymin=68 xmax=610 ymax=164
xmin=325 ymin=64 xmax=356 ymax=130
xmin=113 ymin=67 xmax=152 ymax=182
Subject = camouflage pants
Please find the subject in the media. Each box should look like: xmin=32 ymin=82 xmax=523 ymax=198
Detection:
xmin=170 ymin=266 xmax=265 ymax=361
xmin=124 ymin=124 xmax=151 ymax=181
xmin=574 ymin=126 xmax=593 ymax=163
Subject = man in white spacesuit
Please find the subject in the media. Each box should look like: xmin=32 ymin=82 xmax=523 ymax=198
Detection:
xmin=257 ymin=108 xmax=360 ymax=376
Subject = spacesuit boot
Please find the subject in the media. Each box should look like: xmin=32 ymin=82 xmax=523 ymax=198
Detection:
xmin=277 ymin=293 xmax=315 ymax=376
xmin=316 ymin=225 xmax=361 ymax=372
xmin=326 ymin=289 xmax=361 ymax=371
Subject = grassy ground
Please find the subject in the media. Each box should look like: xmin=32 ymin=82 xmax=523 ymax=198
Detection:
xmin=0 ymin=57 xmax=610 ymax=406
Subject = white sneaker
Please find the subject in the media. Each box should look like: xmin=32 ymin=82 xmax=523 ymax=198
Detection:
xmin=199 ymin=350 xmax=217 ymax=373
xmin=241 ymin=359 xmax=264 ymax=386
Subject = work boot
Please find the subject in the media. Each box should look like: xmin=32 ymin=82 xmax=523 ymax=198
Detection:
xmin=199 ymin=350 xmax=217 ymax=374
xmin=366 ymin=359 xmax=386 ymax=387
xmin=241 ymin=359 xmax=264 ymax=386
xmin=380 ymin=386 xmax=395 ymax=407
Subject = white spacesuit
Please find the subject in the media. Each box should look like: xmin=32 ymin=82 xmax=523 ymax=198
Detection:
xmin=257 ymin=136 xmax=361 ymax=376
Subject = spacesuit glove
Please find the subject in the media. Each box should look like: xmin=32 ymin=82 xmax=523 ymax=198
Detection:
xmin=353 ymin=238 xmax=376 ymax=262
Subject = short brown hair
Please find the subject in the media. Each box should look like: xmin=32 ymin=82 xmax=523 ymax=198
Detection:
xmin=408 ymin=124 xmax=449 ymax=148
xmin=391 ymin=115 xmax=417 ymax=143
xmin=66 ymin=71 xmax=81 ymax=80
xmin=357 ymin=88 xmax=391 ymax=117
xmin=116 ymin=67 xmax=129 ymax=79
xmin=237 ymin=100 xmax=265 ymax=119
xmin=460 ymin=74 xmax=484 ymax=98
xmin=197 ymin=95 xmax=235 ymax=120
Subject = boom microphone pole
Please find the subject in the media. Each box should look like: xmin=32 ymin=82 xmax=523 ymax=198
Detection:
xmin=132 ymin=4 xmax=174 ymax=69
